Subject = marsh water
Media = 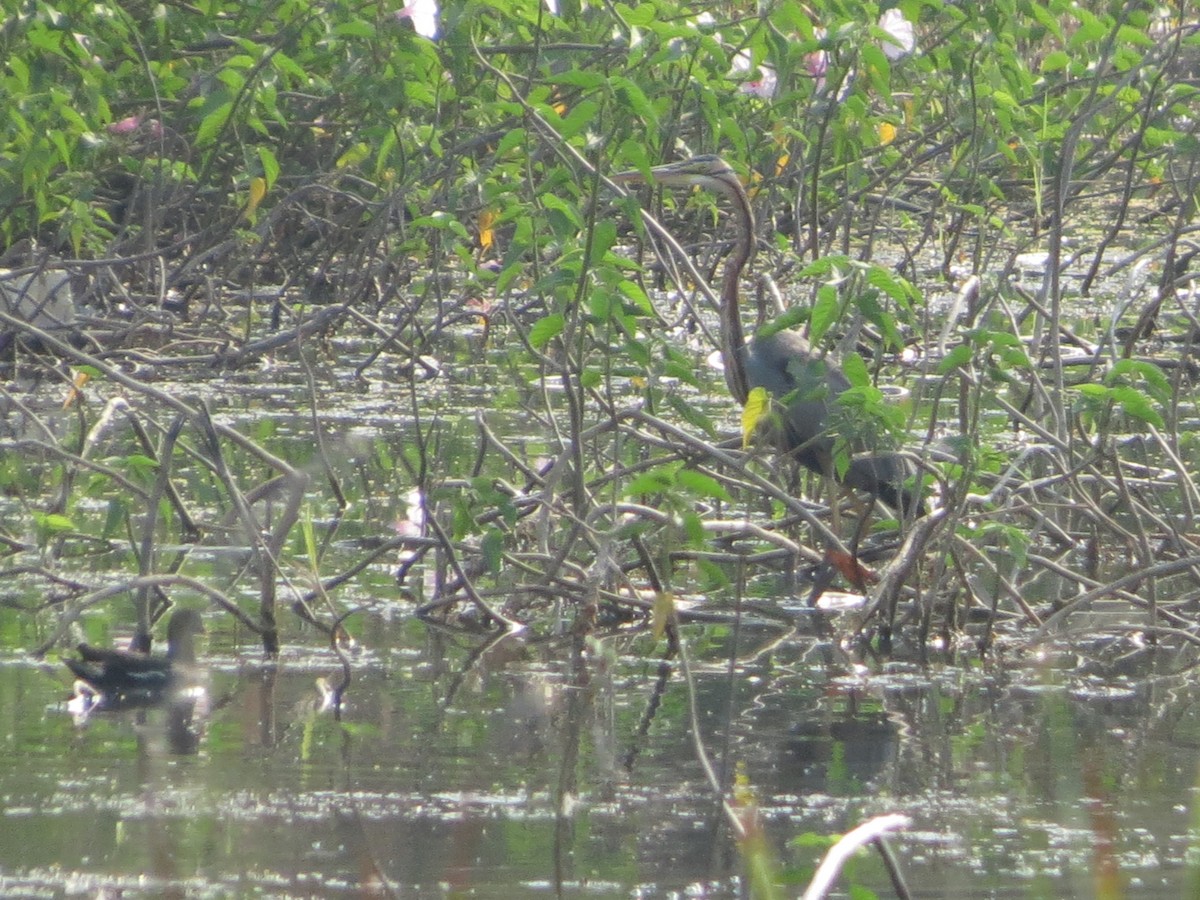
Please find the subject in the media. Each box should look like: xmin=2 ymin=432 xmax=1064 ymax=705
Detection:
xmin=2 ymin=354 xmax=1199 ymax=900
xmin=3 ymin=609 xmax=1200 ymax=898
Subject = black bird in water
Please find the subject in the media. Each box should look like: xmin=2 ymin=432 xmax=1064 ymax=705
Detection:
xmin=612 ymin=155 xmax=924 ymax=517
xmin=66 ymin=608 xmax=205 ymax=707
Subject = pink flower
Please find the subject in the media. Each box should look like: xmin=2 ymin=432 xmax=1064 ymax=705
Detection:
xmin=108 ymin=116 xmax=142 ymax=135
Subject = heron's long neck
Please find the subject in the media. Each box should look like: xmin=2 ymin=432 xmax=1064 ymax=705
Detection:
xmin=718 ymin=179 xmax=754 ymax=405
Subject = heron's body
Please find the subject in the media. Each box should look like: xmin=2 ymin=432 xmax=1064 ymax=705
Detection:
xmin=614 ymin=155 xmax=923 ymax=516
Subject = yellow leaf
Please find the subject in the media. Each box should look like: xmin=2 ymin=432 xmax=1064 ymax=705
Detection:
xmin=878 ymin=122 xmax=897 ymax=145
xmin=774 ymin=153 xmax=789 ymax=176
xmin=244 ymin=176 xmax=267 ymax=223
xmin=336 ymin=142 xmax=370 ymax=170
xmin=478 ymin=208 xmax=497 ymax=252
xmin=741 ymin=387 xmax=771 ymax=449
xmin=62 ymin=370 xmax=90 ymax=409
xmin=651 ymin=591 xmax=676 ymax=640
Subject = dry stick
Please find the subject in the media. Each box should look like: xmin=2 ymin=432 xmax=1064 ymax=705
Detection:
xmin=1116 ymin=623 xmax=1200 ymax=652
xmin=122 ymin=406 xmax=200 ymax=539
xmin=1149 ymin=421 xmax=1200 ymax=526
xmin=302 ymin=536 xmax=437 ymax=606
xmin=0 ymin=383 xmax=61 ymax=444
xmin=1110 ymin=452 xmax=1160 ymax=631
xmin=33 ymin=572 xmax=262 ymax=657
xmin=619 ymin=407 xmax=846 ymax=550
xmin=1095 ymin=223 xmax=1200 ymax=286
xmin=961 ymin=367 xmax=1191 ymax=553
xmin=950 ymin=535 xmax=1042 ymax=625
xmin=419 ymin=514 xmax=525 ymax=632
xmin=0 ymin=309 xmax=300 ymax=474
xmin=672 ymin=616 xmax=748 ymax=842
xmin=476 ymin=410 xmax=547 ymax=486
xmin=297 ymin=335 xmax=347 ymax=511
xmin=194 ymin=403 xmax=308 ymax=655
xmin=5 ymin=307 xmax=316 ymax=649
xmin=1030 ymin=553 xmax=1200 ymax=641
xmin=801 ymin=813 xmax=913 ymax=900
xmin=133 ymin=412 xmax=188 ymax=646
xmin=1027 ymin=551 xmax=1197 ymax=632
xmin=863 ymin=507 xmax=949 ymax=629
xmin=8 ymin=438 xmax=150 ymax=501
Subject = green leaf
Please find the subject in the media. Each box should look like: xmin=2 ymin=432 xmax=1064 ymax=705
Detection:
xmin=559 ymin=99 xmax=599 ymax=139
xmin=937 ymin=343 xmax=974 ymax=374
xmin=798 ymin=255 xmax=851 ymax=278
xmin=196 ymin=100 xmax=233 ymax=147
xmin=529 ymin=313 xmax=564 ymax=349
xmin=1040 ymin=50 xmax=1071 ymax=73
xmin=618 ymin=3 xmax=656 ymax=26
xmin=36 ymin=512 xmax=75 ymax=534
xmin=840 ymin=352 xmax=869 ymax=388
xmin=257 ymin=146 xmax=280 ymax=190
xmin=757 ymin=305 xmax=809 ymax=339
xmin=675 ymin=468 xmax=732 ymax=502
xmin=496 ymin=128 xmax=527 ymax=158
xmin=481 ymin=527 xmax=505 ymax=573
xmin=1108 ymin=358 xmax=1172 ymax=404
xmin=666 ymin=393 xmax=714 ymax=431
xmin=612 ymin=76 xmax=657 ymax=124
xmin=864 ymin=265 xmax=912 ymax=306
xmin=808 ymin=284 xmax=839 ymax=346
xmin=1110 ymin=386 xmax=1164 ymax=428
xmin=626 ymin=466 xmax=676 ymax=495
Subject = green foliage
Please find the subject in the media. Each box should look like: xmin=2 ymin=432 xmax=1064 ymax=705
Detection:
xmin=1 ymin=0 xmax=1193 ymax=639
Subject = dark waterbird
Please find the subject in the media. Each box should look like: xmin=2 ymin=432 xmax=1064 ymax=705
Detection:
xmin=66 ymin=608 xmax=205 ymax=707
xmin=612 ymin=155 xmax=924 ymax=517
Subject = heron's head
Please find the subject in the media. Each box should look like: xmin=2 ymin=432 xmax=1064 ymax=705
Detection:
xmin=611 ymin=155 xmax=744 ymax=201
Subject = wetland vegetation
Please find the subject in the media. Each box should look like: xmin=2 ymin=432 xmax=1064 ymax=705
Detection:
xmin=2 ymin=1 xmax=1200 ymax=896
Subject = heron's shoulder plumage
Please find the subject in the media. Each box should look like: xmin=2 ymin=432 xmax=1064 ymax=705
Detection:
xmin=745 ymin=331 xmax=850 ymax=395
